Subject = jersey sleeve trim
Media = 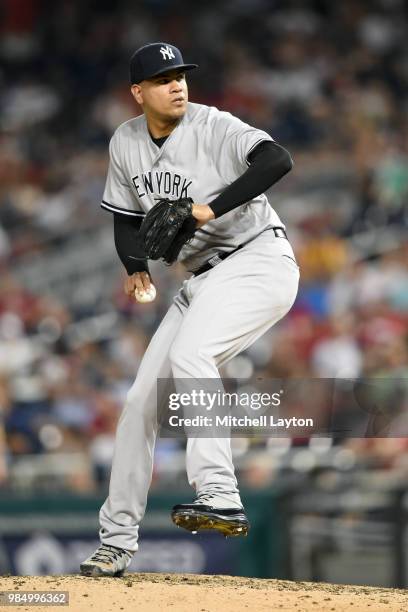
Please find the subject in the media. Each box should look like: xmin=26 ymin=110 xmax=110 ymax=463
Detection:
xmin=101 ymin=200 xmax=146 ymax=217
xmin=245 ymin=138 xmax=274 ymax=166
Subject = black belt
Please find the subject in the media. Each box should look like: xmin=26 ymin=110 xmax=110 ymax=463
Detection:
xmin=193 ymin=226 xmax=288 ymax=277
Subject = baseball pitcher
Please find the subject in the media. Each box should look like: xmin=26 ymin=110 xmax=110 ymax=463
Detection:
xmin=80 ymin=42 xmax=299 ymax=577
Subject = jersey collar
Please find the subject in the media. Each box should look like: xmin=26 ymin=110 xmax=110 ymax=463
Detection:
xmin=142 ymin=109 xmax=187 ymax=164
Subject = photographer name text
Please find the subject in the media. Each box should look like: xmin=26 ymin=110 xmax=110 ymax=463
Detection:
xmin=168 ymin=415 xmax=314 ymax=429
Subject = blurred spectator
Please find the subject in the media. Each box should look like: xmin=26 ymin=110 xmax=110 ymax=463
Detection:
xmin=0 ymin=378 xmax=10 ymax=486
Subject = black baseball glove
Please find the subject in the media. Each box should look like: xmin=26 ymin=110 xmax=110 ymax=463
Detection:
xmin=139 ymin=197 xmax=197 ymax=264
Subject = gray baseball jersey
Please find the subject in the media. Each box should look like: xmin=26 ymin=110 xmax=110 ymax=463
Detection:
xmin=101 ymin=101 xmax=286 ymax=271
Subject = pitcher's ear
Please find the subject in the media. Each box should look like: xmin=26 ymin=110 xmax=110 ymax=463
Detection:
xmin=131 ymin=84 xmax=143 ymax=105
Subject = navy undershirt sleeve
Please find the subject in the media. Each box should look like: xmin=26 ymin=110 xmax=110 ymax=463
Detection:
xmin=208 ymin=140 xmax=293 ymax=218
xmin=113 ymin=213 xmax=150 ymax=276
xmin=111 ymin=132 xmax=165 ymax=276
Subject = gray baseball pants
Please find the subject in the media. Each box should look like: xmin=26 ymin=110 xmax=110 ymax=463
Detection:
xmin=99 ymin=229 xmax=299 ymax=552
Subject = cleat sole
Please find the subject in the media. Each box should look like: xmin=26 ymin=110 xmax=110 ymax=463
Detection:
xmin=171 ymin=509 xmax=249 ymax=537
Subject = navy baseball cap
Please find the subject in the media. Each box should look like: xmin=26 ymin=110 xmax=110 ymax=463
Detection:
xmin=130 ymin=42 xmax=198 ymax=84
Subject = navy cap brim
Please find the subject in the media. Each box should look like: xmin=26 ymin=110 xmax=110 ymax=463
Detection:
xmin=136 ymin=63 xmax=198 ymax=83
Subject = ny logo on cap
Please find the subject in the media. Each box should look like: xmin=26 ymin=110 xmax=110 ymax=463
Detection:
xmin=160 ymin=45 xmax=175 ymax=60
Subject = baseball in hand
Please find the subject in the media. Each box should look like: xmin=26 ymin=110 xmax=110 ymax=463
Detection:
xmin=135 ymin=283 xmax=157 ymax=303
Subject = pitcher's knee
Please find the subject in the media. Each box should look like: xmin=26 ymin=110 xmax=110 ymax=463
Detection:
xmin=281 ymin=290 xmax=298 ymax=316
xmin=125 ymin=387 xmax=141 ymax=409
xmin=121 ymin=388 xmax=156 ymax=424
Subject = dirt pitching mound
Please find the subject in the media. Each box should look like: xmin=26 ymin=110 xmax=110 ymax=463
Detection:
xmin=1 ymin=573 xmax=407 ymax=611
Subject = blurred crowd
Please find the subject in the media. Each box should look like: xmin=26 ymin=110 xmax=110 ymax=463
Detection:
xmin=0 ymin=0 xmax=407 ymax=494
